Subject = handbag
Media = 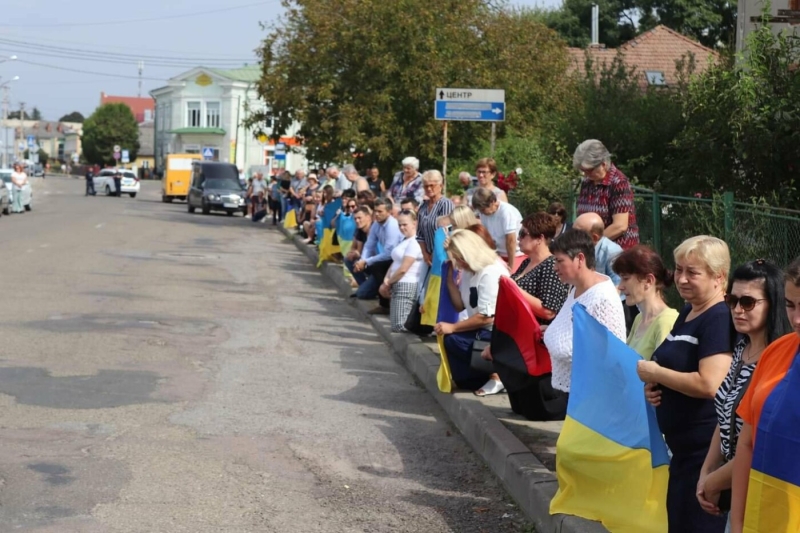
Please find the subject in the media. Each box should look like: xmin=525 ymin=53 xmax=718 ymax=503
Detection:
xmin=470 ymin=340 xmax=495 ymax=374
xmin=404 ymin=304 xmax=433 ymax=336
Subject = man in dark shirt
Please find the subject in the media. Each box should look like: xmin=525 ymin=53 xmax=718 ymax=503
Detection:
xmin=345 ymin=206 xmax=373 ymax=290
xmin=85 ymin=167 xmax=96 ymax=196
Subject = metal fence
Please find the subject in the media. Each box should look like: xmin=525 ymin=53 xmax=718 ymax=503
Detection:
xmin=558 ymin=186 xmax=800 ymax=269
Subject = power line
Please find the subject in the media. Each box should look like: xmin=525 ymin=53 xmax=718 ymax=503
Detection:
xmin=16 ymin=59 xmax=171 ymax=82
xmin=0 ymin=0 xmax=279 ymax=28
xmin=0 ymin=38 xmax=257 ymax=64
xmin=0 ymin=47 xmax=252 ymax=69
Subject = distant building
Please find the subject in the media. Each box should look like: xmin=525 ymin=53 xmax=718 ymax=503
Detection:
xmin=149 ymin=65 xmax=305 ymax=175
xmin=4 ymin=119 xmax=83 ymax=164
xmin=737 ymin=0 xmax=800 ymax=54
xmin=567 ymin=25 xmax=719 ymax=89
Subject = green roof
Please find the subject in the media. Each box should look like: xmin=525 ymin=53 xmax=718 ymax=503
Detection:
xmin=210 ymin=65 xmax=261 ymax=83
xmin=169 ymin=127 xmax=226 ymax=135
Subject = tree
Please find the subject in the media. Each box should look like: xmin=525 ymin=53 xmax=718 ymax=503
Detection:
xmin=31 ymin=107 xmax=42 ymax=121
xmin=59 ymin=111 xmax=85 ymax=123
xmin=82 ymin=103 xmax=140 ymax=166
xmin=246 ymin=0 xmax=570 ymax=175
xmin=7 ymin=110 xmax=28 ymax=120
xmin=541 ymin=0 xmax=637 ymax=48
xmin=23 ymin=148 xmax=50 ymax=163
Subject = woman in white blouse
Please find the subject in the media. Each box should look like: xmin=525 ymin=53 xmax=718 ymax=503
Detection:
xmin=380 ymin=210 xmax=424 ymax=332
xmin=10 ymin=162 xmax=28 ymax=214
xmin=543 ymin=228 xmax=626 ymax=394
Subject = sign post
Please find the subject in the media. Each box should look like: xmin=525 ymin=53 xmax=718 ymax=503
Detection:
xmin=442 ymin=121 xmax=448 ymax=195
xmin=434 ymin=88 xmax=506 ymax=182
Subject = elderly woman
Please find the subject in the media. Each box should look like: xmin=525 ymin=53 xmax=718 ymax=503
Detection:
xmin=434 ymin=230 xmax=509 ymax=391
xmin=10 ymin=162 xmax=28 ymax=213
xmin=613 ymin=245 xmax=679 ymax=360
xmin=415 ymin=170 xmax=454 ymax=265
xmin=544 ymin=229 xmax=626 ymax=393
xmin=380 ymin=210 xmax=424 ymax=332
xmin=573 ymin=139 xmax=639 ymax=250
xmin=731 ymin=258 xmax=800 ymax=533
xmin=387 ymin=157 xmax=423 ymax=205
xmin=693 ymin=260 xmax=790 ymax=531
xmin=474 ymin=158 xmax=507 ymax=204
xmin=471 ymin=187 xmax=525 ymax=272
xmin=638 ymin=236 xmax=734 ymax=533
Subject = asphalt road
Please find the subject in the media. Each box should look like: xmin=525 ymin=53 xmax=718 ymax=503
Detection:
xmin=0 ymin=176 xmax=531 ymax=533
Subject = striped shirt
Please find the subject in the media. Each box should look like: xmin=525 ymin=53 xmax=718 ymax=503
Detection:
xmin=416 ymin=196 xmax=454 ymax=255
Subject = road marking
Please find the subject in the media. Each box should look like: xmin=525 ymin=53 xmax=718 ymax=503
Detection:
xmin=95 ymin=223 xmax=105 ymax=229
xmin=39 ymin=244 xmax=49 ymax=248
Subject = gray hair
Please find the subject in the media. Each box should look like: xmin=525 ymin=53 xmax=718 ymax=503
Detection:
xmin=471 ymin=187 xmax=497 ymax=210
xmin=327 ymin=164 xmax=339 ymax=173
xmin=458 ymin=171 xmax=471 ymax=180
xmin=401 ymin=157 xmax=419 ymax=170
xmin=422 ymin=169 xmax=444 ymax=184
xmin=573 ymin=139 xmax=611 ymax=172
xmin=342 ymin=164 xmax=358 ymax=177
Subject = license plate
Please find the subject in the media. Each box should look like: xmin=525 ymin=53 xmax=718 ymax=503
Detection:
xmin=223 ymin=202 xmax=238 ymax=208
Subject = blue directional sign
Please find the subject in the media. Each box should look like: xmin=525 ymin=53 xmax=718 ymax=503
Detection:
xmin=274 ymin=142 xmax=286 ymax=161
xmin=202 ymin=147 xmax=215 ymax=160
xmin=434 ymin=88 xmax=506 ymax=122
xmin=26 ymin=135 xmax=35 ymax=148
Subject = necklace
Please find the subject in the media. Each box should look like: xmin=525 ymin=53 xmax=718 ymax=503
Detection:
xmin=743 ymin=343 xmax=764 ymax=365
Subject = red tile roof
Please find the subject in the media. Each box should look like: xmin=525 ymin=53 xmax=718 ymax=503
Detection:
xmin=567 ymin=25 xmax=719 ymax=87
xmin=99 ymin=93 xmax=155 ymax=123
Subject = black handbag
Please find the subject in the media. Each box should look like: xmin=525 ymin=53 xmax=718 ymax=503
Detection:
xmin=403 ymin=303 xmax=433 ymax=336
xmin=470 ymin=340 xmax=495 ymax=374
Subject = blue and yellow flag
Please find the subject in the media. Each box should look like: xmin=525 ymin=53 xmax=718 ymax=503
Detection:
xmin=744 ymin=340 xmax=800 ymax=533
xmin=337 ymin=213 xmax=356 ymax=278
xmin=283 ymin=208 xmax=297 ymax=229
xmin=422 ymin=228 xmax=452 ymax=326
xmin=317 ymin=199 xmax=342 ymax=267
xmin=550 ymin=304 xmax=669 ymax=533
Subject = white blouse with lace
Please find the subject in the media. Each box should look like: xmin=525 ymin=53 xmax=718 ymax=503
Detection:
xmin=543 ymin=277 xmax=626 ymax=392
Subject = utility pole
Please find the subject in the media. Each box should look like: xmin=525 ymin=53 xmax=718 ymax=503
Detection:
xmin=15 ymin=101 xmax=24 ymax=162
xmin=1 ymin=86 xmax=8 ymax=169
xmin=138 ymin=61 xmax=144 ymax=98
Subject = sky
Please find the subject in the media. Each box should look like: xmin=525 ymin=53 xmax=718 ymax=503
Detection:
xmin=0 ymin=0 xmax=561 ymax=121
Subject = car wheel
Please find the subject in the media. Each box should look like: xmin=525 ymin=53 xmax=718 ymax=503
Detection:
xmin=24 ymin=204 xmax=31 ymax=212
xmin=106 ymin=185 xmax=112 ymax=196
xmin=129 ymin=193 xmax=137 ymax=198
xmin=1 ymin=206 xmax=7 ymax=216
xmin=187 ymin=202 xmax=195 ymax=213
xmin=227 ymin=210 xmax=235 ymax=216
xmin=202 ymin=205 xmax=211 ymax=215
xmin=162 ymin=195 xmax=172 ymax=203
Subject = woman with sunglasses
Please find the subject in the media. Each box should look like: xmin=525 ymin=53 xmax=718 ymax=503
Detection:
xmin=573 ymin=139 xmax=639 ymax=250
xmin=695 ymin=260 xmax=790 ymax=530
xmin=730 ymin=258 xmax=800 ymax=533
xmin=637 ymin=236 xmax=734 ymax=533
xmin=380 ymin=209 xmax=424 ymax=332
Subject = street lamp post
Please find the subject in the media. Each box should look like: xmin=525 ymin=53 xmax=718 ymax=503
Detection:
xmin=1 ymin=76 xmax=20 ymax=169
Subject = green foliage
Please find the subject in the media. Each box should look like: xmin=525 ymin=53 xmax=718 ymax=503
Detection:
xmin=59 ymin=111 xmax=85 ymax=123
xmin=248 ymin=0 xmax=570 ymax=176
xmin=82 ymin=103 xmax=140 ymax=166
xmin=668 ymin=19 xmax=800 ymax=203
xmin=22 ymin=148 xmax=49 ymax=163
xmin=541 ymin=0 xmax=637 ymax=48
xmin=31 ymin=107 xmax=42 ymax=121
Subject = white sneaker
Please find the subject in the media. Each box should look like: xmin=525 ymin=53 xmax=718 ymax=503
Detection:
xmin=260 ymin=217 xmax=266 ymax=223
xmin=244 ymin=214 xmax=251 ymax=219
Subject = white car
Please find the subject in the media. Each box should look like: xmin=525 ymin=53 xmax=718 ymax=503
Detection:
xmin=0 ymin=169 xmax=32 ymax=212
xmin=93 ymin=169 xmax=140 ymax=198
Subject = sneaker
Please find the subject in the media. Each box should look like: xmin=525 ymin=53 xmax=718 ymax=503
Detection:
xmin=244 ymin=214 xmax=252 ymax=219
xmin=260 ymin=217 xmax=266 ymax=223
xmin=367 ymin=306 xmax=389 ymax=315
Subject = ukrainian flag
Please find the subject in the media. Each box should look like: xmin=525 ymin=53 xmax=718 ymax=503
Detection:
xmin=422 ymin=227 xmax=453 ymax=326
xmin=744 ymin=343 xmax=800 ymax=533
xmin=550 ymin=304 xmax=669 ymax=533
xmin=317 ymin=199 xmax=342 ymax=267
xmin=336 ymin=213 xmax=356 ymax=278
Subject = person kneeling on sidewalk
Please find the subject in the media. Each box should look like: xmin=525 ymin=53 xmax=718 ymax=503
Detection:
xmin=379 ymin=209 xmax=423 ymax=331
xmin=434 ymin=230 xmax=509 ymax=392
xmin=349 ymin=198 xmax=403 ymax=314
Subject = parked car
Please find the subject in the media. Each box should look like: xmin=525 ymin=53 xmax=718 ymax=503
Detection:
xmin=0 ymin=168 xmax=31 ymax=212
xmin=0 ymin=170 xmax=12 ymax=214
xmin=93 ymin=169 xmax=140 ymax=197
xmin=187 ymin=161 xmax=246 ymax=216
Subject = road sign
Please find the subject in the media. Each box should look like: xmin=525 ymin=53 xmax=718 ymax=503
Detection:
xmin=113 ymin=152 xmax=121 ymax=160
xmin=434 ymin=88 xmax=506 ymax=122
xmin=121 ymin=150 xmax=130 ymax=164
xmin=202 ymin=147 xmax=215 ymax=160
xmin=32 ymin=144 xmax=40 ymax=153
xmin=72 ymin=153 xmax=79 ymax=163
xmin=27 ymin=135 xmax=35 ymax=148
xmin=113 ymin=145 xmax=121 ymax=153
xmin=274 ymin=142 xmax=286 ymax=161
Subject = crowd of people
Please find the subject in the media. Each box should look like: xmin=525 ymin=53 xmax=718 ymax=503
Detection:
xmin=273 ymin=138 xmax=797 ymax=533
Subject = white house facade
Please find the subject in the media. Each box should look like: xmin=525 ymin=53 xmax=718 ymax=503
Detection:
xmin=150 ymin=66 xmax=305 ymax=175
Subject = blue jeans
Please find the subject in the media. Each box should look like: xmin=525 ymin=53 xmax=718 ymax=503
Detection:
xmin=443 ymin=329 xmax=493 ymax=390
xmin=344 ymin=257 xmax=368 ymax=286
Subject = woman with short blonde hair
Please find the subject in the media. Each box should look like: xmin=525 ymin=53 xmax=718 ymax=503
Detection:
xmin=416 ymin=169 xmax=454 ymax=265
xmin=638 ymin=235 xmax=734 ymax=532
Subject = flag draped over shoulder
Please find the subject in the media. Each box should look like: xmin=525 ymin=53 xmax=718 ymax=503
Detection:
xmin=422 ymin=228 xmax=453 ymax=326
xmin=745 ymin=344 xmax=800 ymax=533
xmin=550 ymin=304 xmax=669 ymax=533
xmin=317 ymin=199 xmax=342 ymax=267
xmin=283 ymin=208 xmax=297 ymax=229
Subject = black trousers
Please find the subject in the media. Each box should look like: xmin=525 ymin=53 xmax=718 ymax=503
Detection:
xmin=366 ymin=259 xmax=392 ymax=308
xmin=269 ymin=198 xmax=282 ymax=224
xmin=114 ymin=178 xmax=122 ymax=196
xmin=85 ymin=179 xmax=95 ymax=196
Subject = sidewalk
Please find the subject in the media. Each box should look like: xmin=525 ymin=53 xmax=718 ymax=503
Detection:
xmin=278 ymin=224 xmax=609 ymax=533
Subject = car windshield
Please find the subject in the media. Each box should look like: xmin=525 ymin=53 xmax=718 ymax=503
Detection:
xmin=205 ymin=178 xmax=242 ymax=190
xmin=0 ymin=173 xmax=11 ymax=184
xmin=122 ymin=172 xmax=136 ymax=179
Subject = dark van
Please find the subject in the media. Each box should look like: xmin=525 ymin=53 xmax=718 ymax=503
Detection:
xmin=187 ymin=161 xmax=247 ymax=216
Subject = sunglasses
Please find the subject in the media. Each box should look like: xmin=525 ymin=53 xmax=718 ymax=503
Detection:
xmin=399 ymin=209 xmax=416 ymax=216
xmin=725 ymin=295 xmax=766 ymax=312
xmin=346 ymin=203 xmax=357 ymax=209
xmin=518 ymin=229 xmax=529 ymax=239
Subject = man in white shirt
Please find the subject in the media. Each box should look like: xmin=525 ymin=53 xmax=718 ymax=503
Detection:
xmin=472 ymin=187 xmax=525 ymax=272
xmin=247 ymin=172 xmax=268 ymax=220
xmin=327 ymin=165 xmax=350 ymax=195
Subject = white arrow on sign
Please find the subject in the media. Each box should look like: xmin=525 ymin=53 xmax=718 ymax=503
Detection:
xmin=492 ymin=108 xmax=502 ymax=115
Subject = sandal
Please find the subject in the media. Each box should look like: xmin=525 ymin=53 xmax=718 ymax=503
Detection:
xmin=474 ymin=379 xmax=505 ymax=397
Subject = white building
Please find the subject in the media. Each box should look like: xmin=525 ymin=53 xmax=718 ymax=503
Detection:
xmin=737 ymin=0 xmax=799 ymax=53
xmin=150 ymin=66 xmax=305 ymax=175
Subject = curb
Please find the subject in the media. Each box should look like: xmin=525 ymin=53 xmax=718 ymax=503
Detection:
xmin=278 ymin=225 xmax=609 ymax=533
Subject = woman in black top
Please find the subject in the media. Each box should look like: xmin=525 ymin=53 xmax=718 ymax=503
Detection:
xmin=637 ymin=236 xmax=735 ymax=533
xmin=483 ymin=212 xmax=569 ymax=420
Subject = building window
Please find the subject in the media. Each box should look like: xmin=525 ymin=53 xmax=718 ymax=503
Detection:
xmin=645 ymin=71 xmax=666 ymax=86
xmin=144 ymin=109 xmax=153 ymax=122
xmin=187 ymin=101 xmax=202 ymax=127
xmin=206 ymin=102 xmax=221 ymax=129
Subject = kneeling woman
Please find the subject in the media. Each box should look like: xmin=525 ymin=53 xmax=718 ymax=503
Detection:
xmin=380 ymin=210 xmax=424 ymax=332
xmin=434 ymin=230 xmax=509 ymax=390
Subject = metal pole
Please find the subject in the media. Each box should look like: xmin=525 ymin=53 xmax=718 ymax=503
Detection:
xmin=442 ymin=121 xmax=448 ymax=195
xmin=490 ymin=122 xmax=496 ymax=157
xmin=234 ymin=95 xmax=241 ymax=166
xmin=2 ymin=86 xmax=7 ymax=168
